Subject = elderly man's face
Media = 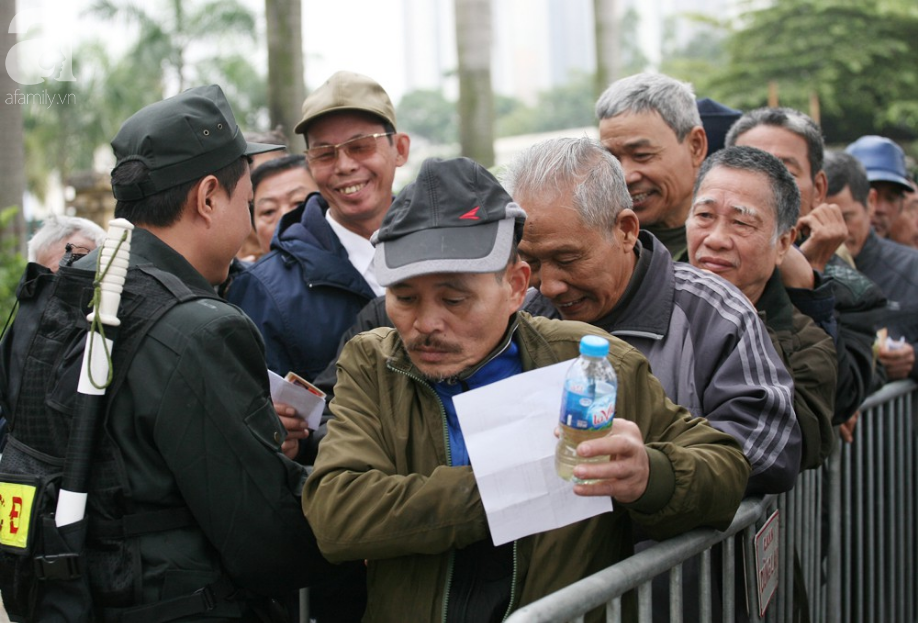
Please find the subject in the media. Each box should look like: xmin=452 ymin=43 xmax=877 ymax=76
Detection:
xmin=253 ymin=166 xmax=317 ymax=252
xmin=516 ymin=185 xmax=639 ymax=323
xmin=686 ymin=166 xmax=793 ymax=305
xmin=871 ymin=181 xmax=905 ymax=239
xmin=829 ymin=185 xmax=874 ymax=258
xmin=386 ymin=263 xmax=529 ymax=381
xmin=732 ymin=125 xmax=825 ymax=216
xmin=599 ymin=110 xmax=706 ymax=228
xmin=306 ymin=112 xmax=409 ymax=239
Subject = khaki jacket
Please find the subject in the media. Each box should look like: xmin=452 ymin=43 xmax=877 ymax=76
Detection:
xmin=304 ymin=313 xmax=750 ymax=621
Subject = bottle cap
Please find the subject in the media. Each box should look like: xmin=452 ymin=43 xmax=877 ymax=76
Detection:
xmin=579 ymin=335 xmax=610 ymax=358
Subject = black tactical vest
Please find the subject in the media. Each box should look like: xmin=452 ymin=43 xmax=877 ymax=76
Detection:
xmin=0 ymin=259 xmax=218 ymax=621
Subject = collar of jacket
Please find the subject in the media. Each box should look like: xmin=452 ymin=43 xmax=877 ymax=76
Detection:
xmin=755 ymin=268 xmax=794 ymax=332
xmin=77 ymin=227 xmax=217 ymax=298
xmin=275 ymin=192 xmax=340 ymax=253
xmin=595 ymin=230 xmax=673 ymax=341
xmin=855 ymin=228 xmax=881 ymax=268
xmin=266 ymin=192 xmax=377 ymax=298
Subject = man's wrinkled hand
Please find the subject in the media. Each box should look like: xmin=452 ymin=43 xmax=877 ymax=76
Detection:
xmin=572 ymin=419 xmax=650 ymax=503
xmin=878 ymin=341 xmax=915 ymax=381
xmin=797 ymin=203 xmax=847 ymax=273
xmin=840 ymin=412 xmax=859 ymax=444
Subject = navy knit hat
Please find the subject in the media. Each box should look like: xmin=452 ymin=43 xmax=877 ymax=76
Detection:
xmin=697 ymin=97 xmax=742 ymax=157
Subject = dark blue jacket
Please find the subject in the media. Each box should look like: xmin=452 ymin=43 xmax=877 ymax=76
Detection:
xmin=226 ymin=193 xmax=376 ymax=380
xmin=855 ymin=229 xmax=918 ymax=380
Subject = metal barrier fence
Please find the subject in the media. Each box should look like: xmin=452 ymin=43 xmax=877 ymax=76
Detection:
xmin=505 ymin=380 xmax=918 ymax=623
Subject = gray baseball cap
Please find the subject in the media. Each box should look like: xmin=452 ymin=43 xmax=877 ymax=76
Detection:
xmin=371 ymin=157 xmax=526 ymax=287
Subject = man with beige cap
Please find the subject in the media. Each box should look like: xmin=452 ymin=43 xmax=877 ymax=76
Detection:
xmin=227 ymin=70 xmax=410 ymax=407
xmin=227 ymin=72 xmax=409 ymax=621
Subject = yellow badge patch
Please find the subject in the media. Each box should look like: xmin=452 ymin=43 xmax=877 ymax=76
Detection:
xmin=0 ymin=481 xmax=37 ymax=550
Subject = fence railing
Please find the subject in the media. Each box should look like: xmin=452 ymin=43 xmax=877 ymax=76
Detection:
xmin=506 ymin=380 xmax=918 ymax=623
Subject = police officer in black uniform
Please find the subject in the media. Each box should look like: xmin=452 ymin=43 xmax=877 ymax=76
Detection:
xmin=0 ymin=85 xmax=333 ymax=622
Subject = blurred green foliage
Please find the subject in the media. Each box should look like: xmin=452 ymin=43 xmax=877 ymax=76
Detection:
xmin=680 ymin=0 xmax=918 ymax=145
xmin=0 ymin=207 xmax=27 ymax=326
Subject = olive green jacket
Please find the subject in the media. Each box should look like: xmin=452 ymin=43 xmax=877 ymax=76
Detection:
xmin=304 ymin=312 xmax=750 ymax=622
xmin=757 ymin=269 xmax=837 ymax=471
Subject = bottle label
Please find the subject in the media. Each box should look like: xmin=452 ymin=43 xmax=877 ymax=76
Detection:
xmin=560 ymin=380 xmax=616 ymax=431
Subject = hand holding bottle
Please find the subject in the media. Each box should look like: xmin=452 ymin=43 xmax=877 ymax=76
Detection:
xmin=569 ymin=418 xmax=650 ymax=503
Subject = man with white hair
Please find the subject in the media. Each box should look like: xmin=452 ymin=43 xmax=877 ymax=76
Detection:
xmin=27 ymin=214 xmax=105 ymax=271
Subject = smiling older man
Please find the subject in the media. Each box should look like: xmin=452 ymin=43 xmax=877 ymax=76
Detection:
xmin=510 ymin=137 xmax=800 ymax=494
xmin=228 ymin=71 xmax=410 ymax=383
xmin=595 ymin=72 xmax=708 ymax=258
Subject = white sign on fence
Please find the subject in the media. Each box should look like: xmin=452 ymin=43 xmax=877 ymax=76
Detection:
xmin=755 ymin=509 xmax=780 ymax=617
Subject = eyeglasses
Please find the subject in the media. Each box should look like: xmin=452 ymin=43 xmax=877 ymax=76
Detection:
xmin=305 ymin=133 xmax=394 ymax=168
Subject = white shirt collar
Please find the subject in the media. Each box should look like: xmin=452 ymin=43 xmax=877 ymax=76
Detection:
xmin=325 ymin=211 xmax=385 ymax=296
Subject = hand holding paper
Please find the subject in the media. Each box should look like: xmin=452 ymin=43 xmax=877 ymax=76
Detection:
xmin=453 ymin=361 xmax=612 ymax=546
xmin=268 ymin=370 xmax=325 ymax=431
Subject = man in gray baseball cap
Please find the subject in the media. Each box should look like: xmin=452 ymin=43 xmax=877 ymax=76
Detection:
xmin=0 ymin=84 xmax=334 ymax=621
xmin=303 ymin=156 xmax=750 ymax=622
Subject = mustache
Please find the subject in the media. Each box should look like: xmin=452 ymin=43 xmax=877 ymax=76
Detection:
xmin=406 ymin=334 xmax=463 ymax=354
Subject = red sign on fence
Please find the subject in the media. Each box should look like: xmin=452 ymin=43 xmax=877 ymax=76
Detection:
xmin=755 ymin=509 xmax=780 ymax=617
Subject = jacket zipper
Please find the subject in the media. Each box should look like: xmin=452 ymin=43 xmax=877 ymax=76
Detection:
xmin=389 ymin=364 xmax=457 ymax=622
xmin=501 ymin=540 xmax=520 ymax=621
xmin=441 ymin=549 xmax=456 ymax=623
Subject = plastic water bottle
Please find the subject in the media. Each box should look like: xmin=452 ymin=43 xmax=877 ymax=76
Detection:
xmin=556 ymin=335 xmax=618 ymax=483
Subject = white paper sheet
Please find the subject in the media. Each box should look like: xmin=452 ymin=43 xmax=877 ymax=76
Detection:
xmin=267 ymin=370 xmax=325 ymax=430
xmin=453 ymin=361 xmax=613 ymax=545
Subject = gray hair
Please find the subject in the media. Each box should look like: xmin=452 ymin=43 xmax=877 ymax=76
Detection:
xmin=824 ymin=151 xmax=871 ymax=207
xmin=27 ymin=214 xmax=106 ymax=262
xmin=725 ymin=107 xmax=824 ymax=181
xmin=695 ymin=146 xmax=800 ymax=240
xmin=595 ymin=72 xmax=701 ymax=142
xmin=502 ymin=137 xmax=633 ymax=234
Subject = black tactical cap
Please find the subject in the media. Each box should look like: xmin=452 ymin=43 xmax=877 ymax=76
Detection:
xmin=371 ymin=157 xmax=526 ymax=287
xmin=111 ymin=85 xmax=280 ymax=201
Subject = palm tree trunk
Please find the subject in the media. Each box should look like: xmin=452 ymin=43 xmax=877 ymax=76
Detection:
xmin=266 ymin=0 xmax=305 ymax=149
xmin=0 ymin=0 xmax=27 ymax=254
xmin=593 ymin=0 xmax=619 ymax=99
xmin=455 ymin=0 xmax=495 ymax=167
